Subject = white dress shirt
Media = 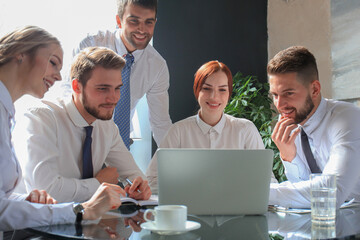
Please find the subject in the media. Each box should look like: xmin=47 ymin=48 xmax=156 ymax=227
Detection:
xmin=146 ymin=113 xmax=266 ymax=192
xmin=0 ymin=81 xmax=74 ymax=231
xmin=72 ymin=29 xmax=172 ymax=146
xmin=13 ymin=97 xmax=145 ymax=203
xmin=269 ymin=98 xmax=360 ymax=208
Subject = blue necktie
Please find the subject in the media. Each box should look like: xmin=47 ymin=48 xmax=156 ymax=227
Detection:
xmin=301 ymin=128 xmax=321 ymax=173
xmin=82 ymin=126 xmax=93 ymax=179
xmin=114 ymin=53 xmax=134 ymax=149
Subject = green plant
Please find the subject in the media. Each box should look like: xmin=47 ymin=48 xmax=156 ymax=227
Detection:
xmin=224 ymin=72 xmax=287 ymax=182
xmin=269 ymin=233 xmax=285 ymax=240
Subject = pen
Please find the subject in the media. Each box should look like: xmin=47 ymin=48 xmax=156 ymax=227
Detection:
xmin=125 ymin=178 xmax=141 ymax=193
xmin=268 ymin=205 xmax=288 ymax=212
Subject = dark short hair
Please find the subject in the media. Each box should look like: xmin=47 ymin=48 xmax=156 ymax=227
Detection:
xmin=267 ymin=46 xmax=319 ymax=85
xmin=193 ymin=60 xmax=233 ymax=101
xmin=70 ymin=47 xmax=125 ymax=87
xmin=117 ymin=0 xmax=158 ymax=19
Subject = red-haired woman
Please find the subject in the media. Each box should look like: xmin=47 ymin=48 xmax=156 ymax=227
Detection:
xmin=146 ymin=60 xmax=271 ymax=192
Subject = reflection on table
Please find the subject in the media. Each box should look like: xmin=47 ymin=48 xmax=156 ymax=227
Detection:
xmin=187 ymin=215 xmax=268 ymax=240
xmin=268 ymin=206 xmax=360 ymax=239
xmin=27 ymin=206 xmax=360 ymax=239
xmin=29 ymin=211 xmax=138 ymax=239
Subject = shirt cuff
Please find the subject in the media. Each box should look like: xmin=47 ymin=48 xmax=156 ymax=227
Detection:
xmin=282 ymin=155 xmax=306 ymax=182
xmin=268 ymin=183 xmax=279 ymax=206
xmin=8 ymin=193 xmax=27 ymax=201
xmin=50 ymin=203 xmax=76 ymax=224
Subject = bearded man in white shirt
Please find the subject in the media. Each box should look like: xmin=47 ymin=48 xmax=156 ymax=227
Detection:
xmin=268 ymin=46 xmax=360 ymax=208
xmin=73 ymin=0 xmax=172 ymax=148
xmin=13 ymin=47 xmax=151 ymax=203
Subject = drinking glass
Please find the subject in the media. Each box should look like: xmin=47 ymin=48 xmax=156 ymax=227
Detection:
xmin=310 ymin=174 xmax=337 ymax=224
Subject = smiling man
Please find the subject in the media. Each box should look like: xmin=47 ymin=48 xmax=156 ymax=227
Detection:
xmin=13 ymin=47 xmax=151 ymax=203
xmin=268 ymin=46 xmax=360 ymax=208
xmin=72 ymin=0 xmax=172 ymax=149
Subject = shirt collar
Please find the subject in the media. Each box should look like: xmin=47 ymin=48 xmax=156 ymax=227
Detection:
xmin=196 ymin=112 xmax=226 ymax=134
xmin=115 ymin=29 xmax=144 ymax=64
xmin=0 ymin=81 xmax=15 ymax=119
xmin=301 ymin=97 xmax=326 ymax=135
xmin=65 ymin=96 xmax=95 ymax=128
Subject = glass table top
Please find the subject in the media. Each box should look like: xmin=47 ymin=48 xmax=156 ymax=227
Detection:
xmin=26 ymin=206 xmax=360 ymax=239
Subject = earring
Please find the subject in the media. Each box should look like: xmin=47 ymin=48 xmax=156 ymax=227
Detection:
xmin=18 ymin=58 xmax=22 ymax=64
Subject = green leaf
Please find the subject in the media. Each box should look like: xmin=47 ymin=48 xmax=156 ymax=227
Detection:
xmin=249 ymin=87 xmax=257 ymax=92
xmin=225 ymin=71 xmax=284 ymax=181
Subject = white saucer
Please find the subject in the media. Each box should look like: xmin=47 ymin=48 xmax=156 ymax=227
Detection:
xmin=140 ymin=221 xmax=201 ymax=235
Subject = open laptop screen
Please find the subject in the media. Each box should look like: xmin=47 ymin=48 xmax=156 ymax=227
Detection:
xmin=157 ymin=149 xmax=273 ymax=215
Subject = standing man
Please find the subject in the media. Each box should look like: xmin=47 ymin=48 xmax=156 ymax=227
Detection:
xmin=268 ymin=46 xmax=360 ymax=208
xmin=73 ymin=0 xmax=172 ymax=149
xmin=13 ymin=47 xmax=151 ymax=203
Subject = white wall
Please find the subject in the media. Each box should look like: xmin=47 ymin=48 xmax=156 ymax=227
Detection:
xmin=267 ymin=0 xmax=333 ymax=99
xmin=0 ymin=0 xmax=116 ymax=79
xmin=331 ymin=0 xmax=360 ymax=100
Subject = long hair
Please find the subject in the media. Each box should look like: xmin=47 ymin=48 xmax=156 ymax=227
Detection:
xmin=0 ymin=25 xmax=60 ymax=67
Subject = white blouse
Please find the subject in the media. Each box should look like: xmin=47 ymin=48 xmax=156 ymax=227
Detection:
xmin=146 ymin=113 xmax=265 ymax=192
xmin=0 ymin=81 xmax=74 ymax=231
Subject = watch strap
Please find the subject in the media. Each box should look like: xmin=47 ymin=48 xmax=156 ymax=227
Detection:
xmin=73 ymin=203 xmax=84 ymax=224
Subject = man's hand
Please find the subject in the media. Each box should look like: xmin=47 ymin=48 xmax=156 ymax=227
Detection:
xmin=95 ymin=166 xmax=119 ymax=184
xmin=25 ymin=190 xmax=58 ymax=204
xmin=124 ymin=176 xmax=152 ymax=200
xmin=82 ymin=183 xmax=126 ymax=220
xmin=271 ymin=117 xmax=301 ymax=162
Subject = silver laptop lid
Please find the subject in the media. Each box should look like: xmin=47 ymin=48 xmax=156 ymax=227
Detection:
xmin=157 ymin=149 xmax=273 ymax=215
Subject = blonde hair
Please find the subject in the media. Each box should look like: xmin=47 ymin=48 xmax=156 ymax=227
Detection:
xmin=0 ymin=25 xmax=60 ymax=67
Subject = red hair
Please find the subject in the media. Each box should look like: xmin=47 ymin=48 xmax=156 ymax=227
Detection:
xmin=193 ymin=60 xmax=233 ymax=101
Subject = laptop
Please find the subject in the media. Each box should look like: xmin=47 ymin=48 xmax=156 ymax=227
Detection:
xmin=157 ymin=149 xmax=274 ymax=215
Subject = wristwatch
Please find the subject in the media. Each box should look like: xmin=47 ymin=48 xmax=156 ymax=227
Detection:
xmin=73 ymin=203 xmax=84 ymax=224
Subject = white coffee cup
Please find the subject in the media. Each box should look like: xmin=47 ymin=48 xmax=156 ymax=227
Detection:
xmin=144 ymin=205 xmax=187 ymax=230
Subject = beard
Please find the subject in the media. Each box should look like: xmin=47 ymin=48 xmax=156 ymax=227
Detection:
xmin=293 ymin=94 xmax=315 ymax=124
xmin=125 ymin=31 xmax=151 ymax=50
xmin=82 ymin=92 xmax=114 ymax=121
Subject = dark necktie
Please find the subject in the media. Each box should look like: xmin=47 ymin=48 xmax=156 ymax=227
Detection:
xmin=300 ymin=128 xmax=321 ymax=173
xmin=82 ymin=126 xmax=93 ymax=179
xmin=114 ymin=53 xmax=134 ymax=150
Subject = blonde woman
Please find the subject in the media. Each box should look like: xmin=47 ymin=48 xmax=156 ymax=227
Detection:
xmin=0 ymin=26 xmax=124 ymax=230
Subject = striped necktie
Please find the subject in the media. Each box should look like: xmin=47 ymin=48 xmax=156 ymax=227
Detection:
xmin=82 ymin=126 xmax=93 ymax=179
xmin=114 ymin=53 xmax=134 ymax=149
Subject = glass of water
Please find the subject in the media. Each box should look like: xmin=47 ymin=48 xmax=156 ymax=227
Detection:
xmin=311 ymin=221 xmax=336 ymax=239
xmin=310 ymin=174 xmax=337 ymax=224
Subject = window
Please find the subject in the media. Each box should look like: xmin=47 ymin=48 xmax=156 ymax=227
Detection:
xmin=1 ymin=0 xmax=151 ymax=172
